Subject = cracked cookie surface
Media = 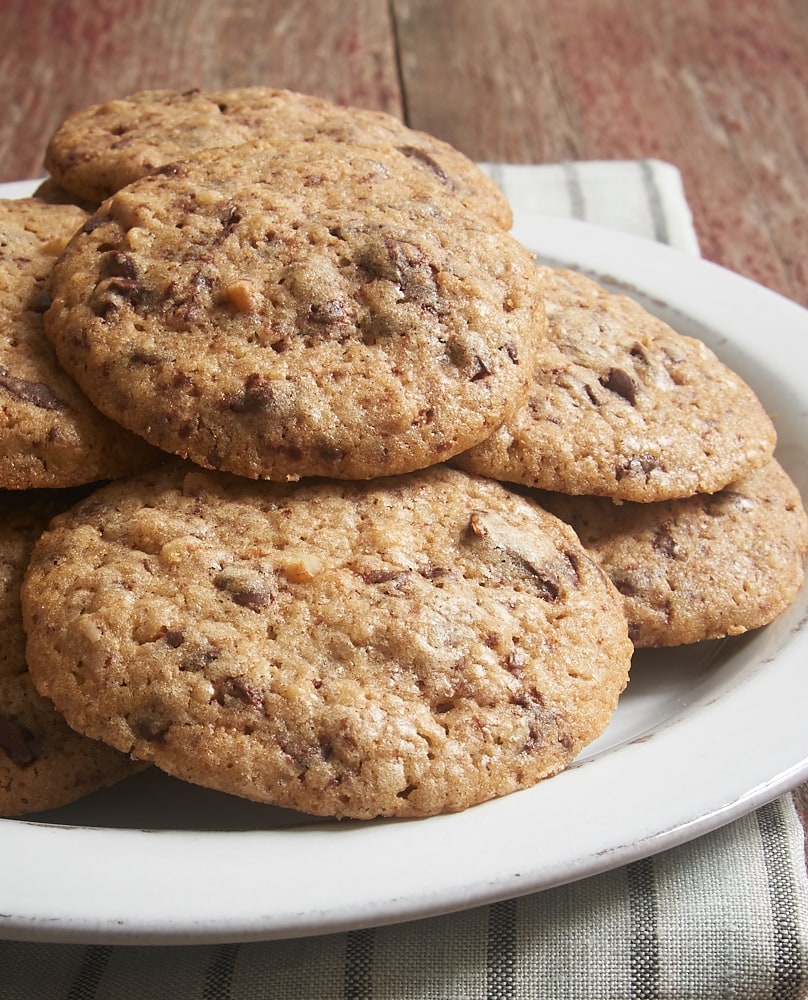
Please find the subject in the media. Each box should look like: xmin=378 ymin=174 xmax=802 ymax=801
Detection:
xmin=0 ymin=488 xmax=143 ymax=816
xmin=533 ymin=458 xmax=808 ymax=647
xmin=454 ymin=265 xmax=777 ymax=502
xmin=0 ymin=198 xmax=161 ymax=488
xmin=44 ymin=138 xmax=543 ymax=481
xmin=21 ymin=462 xmax=631 ymax=819
xmin=43 ymin=86 xmax=512 ymax=228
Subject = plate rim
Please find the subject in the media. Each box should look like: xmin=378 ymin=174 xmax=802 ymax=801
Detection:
xmin=1 ymin=182 xmax=807 ymax=944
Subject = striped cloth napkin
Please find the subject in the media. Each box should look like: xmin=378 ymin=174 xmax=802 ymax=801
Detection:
xmin=2 ymin=161 xmax=807 ymax=1000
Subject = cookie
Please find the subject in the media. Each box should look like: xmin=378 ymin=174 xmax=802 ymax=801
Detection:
xmin=21 ymin=462 xmax=631 ymax=820
xmin=43 ymin=86 xmax=512 ymax=228
xmin=0 ymin=197 xmax=162 ymax=488
xmin=454 ymin=265 xmax=777 ymax=502
xmin=533 ymin=459 xmax=808 ymax=647
xmin=44 ymin=137 xmax=544 ymax=482
xmin=32 ymin=177 xmax=98 ymax=212
xmin=0 ymin=488 xmax=143 ymax=816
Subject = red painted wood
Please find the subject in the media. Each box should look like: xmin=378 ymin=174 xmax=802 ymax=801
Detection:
xmin=0 ymin=0 xmax=401 ymax=182
xmin=393 ymin=0 xmax=808 ymax=307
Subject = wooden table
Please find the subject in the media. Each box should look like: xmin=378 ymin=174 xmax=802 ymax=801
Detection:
xmin=2 ymin=0 xmax=807 ymax=852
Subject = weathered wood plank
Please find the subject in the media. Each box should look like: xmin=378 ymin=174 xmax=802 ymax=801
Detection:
xmin=0 ymin=0 xmax=401 ymax=184
xmin=393 ymin=0 xmax=808 ymax=307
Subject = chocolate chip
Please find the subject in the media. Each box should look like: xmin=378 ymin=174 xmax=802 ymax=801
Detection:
xmin=132 ymin=697 xmax=173 ymax=742
xmin=0 ymin=365 xmax=67 ymax=411
xmin=129 ymin=348 xmax=163 ymax=366
xmin=397 ymin=262 xmax=439 ymax=311
xmin=615 ymin=454 xmax=660 ymax=481
xmin=447 ymin=337 xmax=493 ymax=380
xmin=466 ymin=510 xmax=578 ymax=602
xmin=0 ymin=715 xmax=38 ymax=767
xmin=163 ymin=272 xmax=214 ymax=325
xmin=81 ymin=214 xmax=110 ymax=234
xmin=652 ymin=521 xmax=679 ymax=558
xmin=218 ymin=205 xmax=242 ymax=240
xmin=226 ymin=373 xmax=275 ymax=414
xmin=212 ymin=676 xmax=264 ymax=709
xmin=214 ymin=568 xmax=273 ymax=611
xmin=469 ymin=356 xmax=492 ymax=382
xmin=396 ymin=145 xmax=453 ymax=186
xmin=600 ymin=366 xmax=638 ymax=405
xmin=152 ymin=163 xmax=182 ymax=177
xmin=521 ymin=564 xmax=561 ymax=600
xmin=360 ymin=236 xmax=439 ymax=310
xmin=107 ymin=277 xmax=148 ymax=304
xmin=100 ymin=250 xmax=138 ymax=280
xmin=163 ymin=628 xmax=185 ymax=648
xmin=316 ymin=441 xmax=346 ymax=462
xmin=359 ymin=569 xmax=410 ymax=586
xmin=28 ymin=287 xmax=51 ymax=313
xmin=629 ymin=342 xmax=650 ymax=364
xmin=419 ymin=564 xmax=451 ymax=581
xmin=134 ymin=716 xmax=169 ymax=742
xmin=179 ymin=641 xmax=221 ymax=673
xmin=308 ymin=299 xmax=347 ymax=325
xmin=509 ymin=690 xmax=561 ymax=755
xmin=584 ymin=383 xmax=601 ymax=406
xmin=91 ymin=276 xmax=152 ymax=318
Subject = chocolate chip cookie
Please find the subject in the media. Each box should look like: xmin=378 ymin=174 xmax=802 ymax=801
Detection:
xmin=21 ymin=462 xmax=631 ymax=819
xmin=44 ymin=138 xmax=543 ymax=481
xmin=455 ymin=265 xmax=777 ymax=502
xmin=533 ymin=458 xmax=808 ymax=647
xmin=0 ymin=197 xmax=161 ymax=488
xmin=43 ymin=86 xmax=512 ymax=227
xmin=0 ymin=488 xmax=143 ymax=816
xmin=32 ymin=177 xmax=97 ymax=212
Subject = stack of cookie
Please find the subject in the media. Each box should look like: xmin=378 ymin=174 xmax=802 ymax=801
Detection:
xmin=454 ymin=264 xmax=808 ymax=648
xmin=0 ymin=196 xmax=160 ymax=816
xmin=1 ymin=87 xmax=804 ymax=820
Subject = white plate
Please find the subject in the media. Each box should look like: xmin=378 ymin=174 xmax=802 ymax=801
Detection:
xmin=1 ymin=182 xmax=807 ymax=944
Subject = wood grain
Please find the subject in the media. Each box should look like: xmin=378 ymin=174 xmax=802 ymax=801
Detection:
xmin=0 ymin=0 xmax=401 ymax=183
xmin=3 ymin=0 xmax=804 ymax=308
xmin=393 ymin=0 xmax=808 ymax=307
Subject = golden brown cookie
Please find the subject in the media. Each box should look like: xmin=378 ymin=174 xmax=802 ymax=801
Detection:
xmin=0 ymin=197 xmax=162 ymax=488
xmin=44 ymin=138 xmax=543 ymax=482
xmin=43 ymin=86 xmax=512 ymax=228
xmin=32 ymin=177 xmax=98 ymax=212
xmin=454 ymin=265 xmax=777 ymax=502
xmin=533 ymin=459 xmax=808 ymax=647
xmin=21 ymin=462 xmax=632 ymax=820
xmin=0 ymin=488 xmax=143 ymax=816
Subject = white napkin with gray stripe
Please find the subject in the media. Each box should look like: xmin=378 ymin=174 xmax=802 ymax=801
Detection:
xmin=482 ymin=159 xmax=701 ymax=255
xmin=1 ymin=161 xmax=806 ymax=1000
